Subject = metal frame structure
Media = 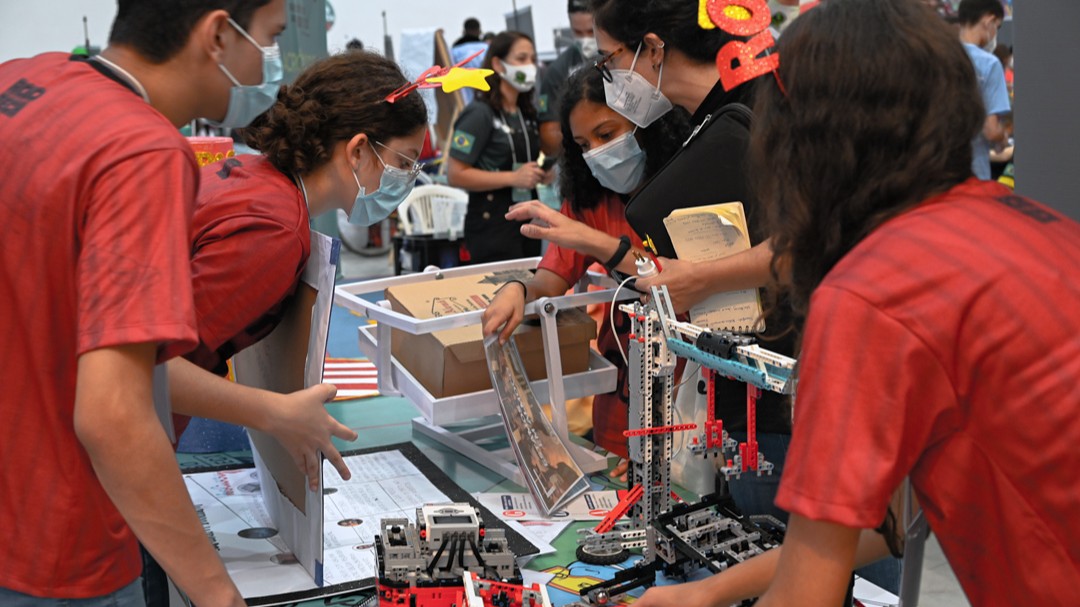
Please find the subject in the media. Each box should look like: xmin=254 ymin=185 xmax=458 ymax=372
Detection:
xmin=334 ymin=258 xmax=639 ymax=485
xmin=575 ymin=286 xmax=795 ymax=604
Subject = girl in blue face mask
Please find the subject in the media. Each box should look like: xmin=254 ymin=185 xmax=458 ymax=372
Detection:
xmin=188 ymin=49 xmax=427 ymax=374
xmin=174 ymin=50 xmax=427 ymax=470
xmin=481 ymin=67 xmax=689 ymax=479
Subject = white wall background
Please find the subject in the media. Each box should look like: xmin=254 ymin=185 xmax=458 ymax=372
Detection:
xmin=0 ymin=1 xmax=571 ymax=63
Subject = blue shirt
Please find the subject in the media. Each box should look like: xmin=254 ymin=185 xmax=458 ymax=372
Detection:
xmin=963 ymin=43 xmax=1011 ymax=180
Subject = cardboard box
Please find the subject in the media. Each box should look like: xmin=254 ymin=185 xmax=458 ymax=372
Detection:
xmin=386 ymin=269 xmax=597 ymax=398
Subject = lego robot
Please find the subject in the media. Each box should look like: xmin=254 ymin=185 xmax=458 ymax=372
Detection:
xmin=575 ymin=287 xmax=795 ymax=604
xmin=375 ymin=503 xmax=552 ymax=607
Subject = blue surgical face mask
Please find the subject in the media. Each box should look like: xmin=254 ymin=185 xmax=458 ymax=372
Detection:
xmin=603 ymin=42 xmax=673 ymax=128
xmin=207 ymin=17 xmax=283 ymax=129
xmin=582 ymin=130 xmax=647 ymax=194
xmin=348 ymin=141 xmax=419 ymax=226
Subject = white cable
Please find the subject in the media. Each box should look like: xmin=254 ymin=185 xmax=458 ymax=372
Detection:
xmin=611 ymin=275 xmax=636 ymax=367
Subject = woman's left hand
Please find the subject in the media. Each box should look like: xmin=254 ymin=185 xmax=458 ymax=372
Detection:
xmin=506 ymin=200 xmax=595 ymax=251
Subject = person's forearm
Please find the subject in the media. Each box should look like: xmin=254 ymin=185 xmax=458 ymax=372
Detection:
xmin=701 ymin=239 xmax=775 ymax=291
xmin=448 ymin=162 xmax=515 ymax=192
xmin=563 ymin=230 xmax=643 ymax=275
xmin=76 ymin=348 xmax=242 ymax=606
xmin=524 ymin=269 xmax=572 ymax=302
xmin=983 ymin=114 xmax=1008 ymax=144
xmin=168 ymin=357 xmax=279 ymax=432
xmin=700 ymin=528 xmax=891 ymax=605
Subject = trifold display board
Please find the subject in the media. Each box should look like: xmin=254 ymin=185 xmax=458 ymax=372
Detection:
xmin=229 ymin=232 xmax=338 ymax=591
xmin=184 ymin=443 xmax=538 ymax=606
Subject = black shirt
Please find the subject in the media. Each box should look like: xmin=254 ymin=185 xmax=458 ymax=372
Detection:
xmin=453 ymin=34 xmax=482 ymax=47
xmin=449 ymin=100 xmax=542 ymax=264
xmin=625 ymin=79 xmax=794 ymax=435
xmin=538 ymin=45 xmax=586 ymax=123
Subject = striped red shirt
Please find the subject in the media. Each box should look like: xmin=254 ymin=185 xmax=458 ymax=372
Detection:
xmin=0 ymin=53 xmax=199 ymax=597
xmin=776 ymin=179 xmax=1080 ymax=604
xmin=185 ymin=154 xmax=311 ymax=376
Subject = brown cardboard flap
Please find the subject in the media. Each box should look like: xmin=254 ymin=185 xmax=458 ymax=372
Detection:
xmin=385 ymin=271 xmax=598 ymax=397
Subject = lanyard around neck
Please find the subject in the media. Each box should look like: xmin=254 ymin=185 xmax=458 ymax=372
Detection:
xmin=500 ymin=110 xmax=531 ymax=166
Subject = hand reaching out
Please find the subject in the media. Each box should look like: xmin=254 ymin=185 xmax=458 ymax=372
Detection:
xmin=482 ymin=281 xmax=527 ymax=345
xmin=507 ymin=200 xmax=595 ymax=251
xmin=263 ymin=383 xmax=359 ymax=490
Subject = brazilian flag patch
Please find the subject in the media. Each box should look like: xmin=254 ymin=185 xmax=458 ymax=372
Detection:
xmin=451 ymin=129 xmax=475 ymax=153
xmin=538 ymin=95 xmax=549 ymax=114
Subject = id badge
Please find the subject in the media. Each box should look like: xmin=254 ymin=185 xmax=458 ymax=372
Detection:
xmin=511 ymin=162 xmax=532 ymax=202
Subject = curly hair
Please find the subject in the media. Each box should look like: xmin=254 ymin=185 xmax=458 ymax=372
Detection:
xmin=475 ymin=31 xmax=538 ymax=122
xmin=557 ymin=67 xmax=689 ymax=213
xmin=240 ymin=50 xmax=428 ymax=175
xmin=751 ymin=0 xmax=984 ymax=329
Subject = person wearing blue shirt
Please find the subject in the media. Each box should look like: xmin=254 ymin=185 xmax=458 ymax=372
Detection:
xmin=957 ymin=0 xmax=1011 ymax=180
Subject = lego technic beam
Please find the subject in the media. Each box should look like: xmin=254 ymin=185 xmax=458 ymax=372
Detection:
xmin=635 ymin=286 xmax=797 ymax=395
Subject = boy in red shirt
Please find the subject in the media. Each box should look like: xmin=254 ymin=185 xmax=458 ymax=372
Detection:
xmin=0 ymin=1 xmax=286 ymax=605
xmin=632 ymin=1 xmax=1080 ymax=605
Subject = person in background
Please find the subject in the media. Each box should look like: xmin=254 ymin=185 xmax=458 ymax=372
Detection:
xmin=633 ymin=1 xmax=1080 ymax=605
xmin=538 ymin=0 xmax=599 ymax=158
xmin=346 ymin=37 xmax=364 ymax=50
xmin=956 ymin=0 xmax=1010 ymax=180
xmin=453 ymin=17 xmax=482 ymax=48
xmin=482 ymin=66 xmax=689 ymax=478
xmin=450 ymin=18 xmax=491 ymax=105
xmin=448 ymin=31 xmax=551 ymax=264
xmin=0 ymin=1 xmax=286 ymax=605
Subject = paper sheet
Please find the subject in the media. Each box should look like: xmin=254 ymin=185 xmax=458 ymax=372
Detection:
xmin=663 ymin=203 xmax=764 ymax=332
xmin=185 ymin=449 xmax=450 ymax=604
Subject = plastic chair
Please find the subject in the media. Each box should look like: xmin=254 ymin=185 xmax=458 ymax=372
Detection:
xmin=398 ymin=184 xmax=469 ymax=238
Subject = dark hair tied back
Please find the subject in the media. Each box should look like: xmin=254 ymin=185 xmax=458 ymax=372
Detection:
xmin=240 ymin=50 xmax=428 ymax=176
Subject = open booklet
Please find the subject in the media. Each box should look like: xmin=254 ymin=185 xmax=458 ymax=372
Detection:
xmin=663 ymin=202 xmax=765 ymax=332
xmin=484 ymin=335 xmax=589 ymax=517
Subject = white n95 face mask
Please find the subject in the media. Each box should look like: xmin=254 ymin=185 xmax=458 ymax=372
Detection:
xmin=578 ymin=36 xmax=599 ymax=60
xmin=207 ymin=17 xmax=283 ymax=129
xmin=499 ymin=62 xmax=537 ymax=93
xmin=582 ymin=130 xmax=647 ymax=194
xmin=603 ymin=42 xmax=673 ymax=128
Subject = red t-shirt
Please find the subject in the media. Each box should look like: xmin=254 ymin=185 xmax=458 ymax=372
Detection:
xmin=184 ymin=154 xmax=312 ymax=376
xmin=538 ymin=193 xmax=643 ymax=456
xmin=0 ymin=53 xmax=199 ymax=597
xmin=775 ymin=179 xmax=1080 ymax=604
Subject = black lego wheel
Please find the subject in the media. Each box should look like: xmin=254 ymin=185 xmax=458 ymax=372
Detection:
xmin=576 ymin=543 xmax=630 ymax=566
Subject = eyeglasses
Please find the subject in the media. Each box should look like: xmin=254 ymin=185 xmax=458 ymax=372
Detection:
xmin=593 ymin=47 xmax=624 ymax=83
xmin=373 ymin=140 xmax=424 ymax=179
